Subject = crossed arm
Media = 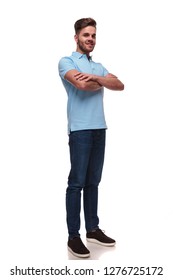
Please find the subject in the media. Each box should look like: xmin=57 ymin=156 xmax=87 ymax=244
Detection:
xmin=64 ymin=70 xmax=124 ymax=92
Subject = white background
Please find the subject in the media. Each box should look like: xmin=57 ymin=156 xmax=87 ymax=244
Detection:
xmin=0 ymin=0 xmax=173 ymax=278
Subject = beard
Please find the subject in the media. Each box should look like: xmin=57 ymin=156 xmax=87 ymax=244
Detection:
xmin=77 ymin=40 xmax=95 ymax=54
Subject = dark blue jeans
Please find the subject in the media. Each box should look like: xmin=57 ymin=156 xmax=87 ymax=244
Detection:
xmin=66 ymin=129 xmax=106 ymax=239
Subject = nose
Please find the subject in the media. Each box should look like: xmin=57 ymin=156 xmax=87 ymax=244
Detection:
xmin=87 ymin=36 xmax=94 ymax=42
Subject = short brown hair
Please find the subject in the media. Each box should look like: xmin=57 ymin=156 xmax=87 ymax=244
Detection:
xmin=74 ymin=18 xmax=96 ymax=34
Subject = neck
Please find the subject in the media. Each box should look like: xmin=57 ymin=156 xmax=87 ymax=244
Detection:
xmin=76 ymin=48 xmax=90 ymax=58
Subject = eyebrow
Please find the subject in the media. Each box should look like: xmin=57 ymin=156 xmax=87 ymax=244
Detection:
xmin=83 ymin=32 xmax=96 ymax=37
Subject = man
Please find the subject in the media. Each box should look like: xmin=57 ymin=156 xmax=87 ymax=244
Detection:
xmin=58 ymin=18 xmax=124 ymax=258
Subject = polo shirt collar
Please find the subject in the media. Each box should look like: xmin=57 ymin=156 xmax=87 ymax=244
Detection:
xmin=72 ymin=52 xmax=92 ymax=60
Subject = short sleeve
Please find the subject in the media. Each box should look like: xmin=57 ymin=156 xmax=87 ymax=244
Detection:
xmin=58 ymin=57 xmax=76 ymax=79
xmin=99 ymin=63 xmax=109 ymax=76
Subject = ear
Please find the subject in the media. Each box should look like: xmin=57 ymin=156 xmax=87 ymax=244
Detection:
xmin=74 ymin=34 xmax=78 ymax=43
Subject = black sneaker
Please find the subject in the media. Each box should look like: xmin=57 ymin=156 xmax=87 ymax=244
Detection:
xmin=68 ymin=237 xmax=90 ymax=258
xmin=86 ymin=229 xmax=116 ymax=246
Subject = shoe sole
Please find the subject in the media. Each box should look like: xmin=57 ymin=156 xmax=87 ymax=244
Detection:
xmin=68 ymin=246 xmax=90 ymax=258
xmin=86 ymin=238 xmax=116 ymax=247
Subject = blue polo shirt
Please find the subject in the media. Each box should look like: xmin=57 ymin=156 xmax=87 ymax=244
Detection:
xmin=58 ymin=52 xmax=108 ymax=133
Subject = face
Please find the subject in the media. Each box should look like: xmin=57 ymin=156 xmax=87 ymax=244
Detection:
xmin=75 ymin=26 xmax=96 ymax=55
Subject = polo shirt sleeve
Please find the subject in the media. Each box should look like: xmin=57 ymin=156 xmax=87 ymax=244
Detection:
xmin=100 ymin=63 xmax=109 ymax=76
xmin=58 ymin=57 xmax=75 ymax=79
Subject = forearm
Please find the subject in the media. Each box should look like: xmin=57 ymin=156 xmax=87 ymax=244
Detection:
xmin=75 ymin=72 xmax=124 ymax=91
xmin=94 ymin=74 xmax=124 ymax=91
xmin=73 ymin=72 xmax=102 ymax=91
xmin=64 ymin=69 xmax=102 ymax=92
xmin=80 ymin=80 xmax=102 ymax=91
